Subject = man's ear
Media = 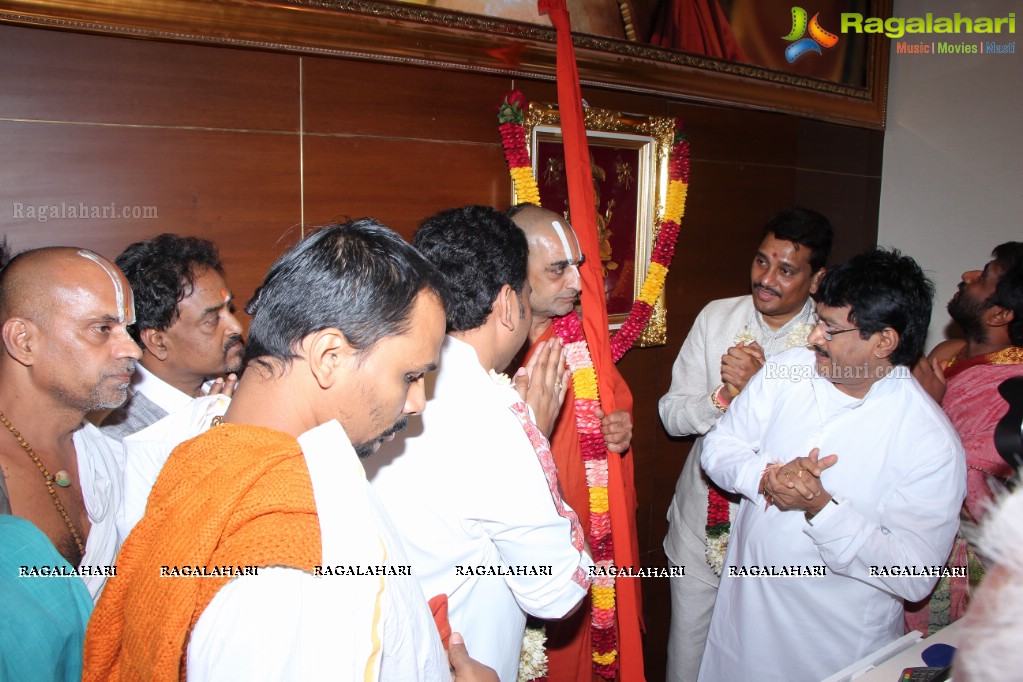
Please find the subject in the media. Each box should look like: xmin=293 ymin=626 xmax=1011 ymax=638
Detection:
xmin=2 ymin=318 xmax=35 ymax=366
xmin=809 ymin=268 xmax=826 ymax=296
xmin=306 ymin=328 xmax=354 ymax=390
xmin=985 ymin=304 xmax=1014 ymax=330
xmin=496 ymin=284 xmax=516 ymax=332
xmin=140 ymin=328 xmax=168 ymax=361
xmin=874 ymin=327 xmax=899 ymax=360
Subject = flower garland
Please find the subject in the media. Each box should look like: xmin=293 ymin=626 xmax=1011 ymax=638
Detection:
xmin=518 ymin=626 xmax=549 ymax=682
xmin=497 ymin=91 xmax=690 ymax=361
xmin=498 ymin=90 xmax=689 ymax=679
xmin=498 ymin=91 xmax=542 ymax=206
xmin=705 ymin=486 xmax=732 ymax=575
xmin=553 ymin=311 xmax=620 ymax=678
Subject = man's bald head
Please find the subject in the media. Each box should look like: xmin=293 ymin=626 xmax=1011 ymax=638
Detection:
xmin=0 ymin=248 xmax=132 ymax=326
xmin=507 ymin=204 xmax=585 ymax=321
xmin=0 ymin=247 xmax=141 ymax=413
xmin=508 ymin=204 xmax=569 ymax=239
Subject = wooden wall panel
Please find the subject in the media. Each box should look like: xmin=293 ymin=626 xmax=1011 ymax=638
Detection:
xmin=0 ymin=22 xmax=882 ymax=680
xmin=0 ymin=121 xmax=301 ymax=319
xmin=0 ymin=26 xmax=299 ymax=131
xmin=302 ymin=136 xmax=510 ymax=237
xmin=304 ymin=58 xmax=512 ymax=143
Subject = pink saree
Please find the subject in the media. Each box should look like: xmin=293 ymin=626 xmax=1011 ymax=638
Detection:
xmin=905 ymin=347 xmax=1023 ymax=635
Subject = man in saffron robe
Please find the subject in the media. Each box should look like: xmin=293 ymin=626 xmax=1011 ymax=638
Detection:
xmin=83 ymin=220 xmax=496 ymax=681
xmin=909 ymin=241 xmax=1023 ymax=634
xmin=509 ymin=204 xmax=638 ymax=682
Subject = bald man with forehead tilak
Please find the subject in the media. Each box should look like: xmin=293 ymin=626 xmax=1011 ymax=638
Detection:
xmin=0 ymin=247 xmax=141 ymax=598
xmin=509 ymin=204 xmax=640 ymax=682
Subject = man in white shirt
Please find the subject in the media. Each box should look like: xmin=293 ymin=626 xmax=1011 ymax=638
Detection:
xmin=0 ymin=247 xmax=142 ymax=599
xmin=84 ymin=219 xmax=496 ymax=681
xmin=657 ymin=207 xmax=832 ymax=681
xmin=116 ymin=394 xmax=230 ymax=537
xmin=99 ymin=234 xmax=243 ymax=442
xmin=369 ymin=205 xmax=592 ymax=681
xmin=699 ymin=249 xmax=966 ymax=681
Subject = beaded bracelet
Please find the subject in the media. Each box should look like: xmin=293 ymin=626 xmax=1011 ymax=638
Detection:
xmin=710 ymin=384 xmax=732 ymax=412
xmin=759 ymin=462 xmax=781 ymax=508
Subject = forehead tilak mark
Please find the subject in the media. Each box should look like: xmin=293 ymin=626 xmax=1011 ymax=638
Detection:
xmin=76 ymin=249 xmax=129 ymax=324
xmin=550 ymin=220 xmax=581 ymax=274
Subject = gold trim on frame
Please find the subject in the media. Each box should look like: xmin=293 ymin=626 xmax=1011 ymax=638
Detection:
xmin=523 ymin=102 xmax=673 ymax=347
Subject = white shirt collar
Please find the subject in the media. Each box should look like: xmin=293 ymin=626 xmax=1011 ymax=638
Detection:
xmin=740 ymin=297 xmax=817 ymax=358
xmin=810 ymin=361 xmax=906 ymax=411
xmin=130 ymin=363 xmax=194 ymax=414
xmin=751 ymin=297 xmax=816 ymax=336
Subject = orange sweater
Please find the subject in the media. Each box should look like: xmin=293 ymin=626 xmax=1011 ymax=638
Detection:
xmin=83 ymin=425 xmax=321 ymax=682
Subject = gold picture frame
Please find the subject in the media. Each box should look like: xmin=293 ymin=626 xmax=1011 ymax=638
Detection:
xmin=522 ymin=102 xmax=674 ymax=347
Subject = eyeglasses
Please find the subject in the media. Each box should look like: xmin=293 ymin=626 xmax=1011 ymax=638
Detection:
xmin=811 ymin=315 xmax=861 ymax=341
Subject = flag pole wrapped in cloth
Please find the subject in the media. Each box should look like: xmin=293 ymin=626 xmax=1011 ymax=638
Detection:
xmin=538 ymin=1 xmax=645 ymax=679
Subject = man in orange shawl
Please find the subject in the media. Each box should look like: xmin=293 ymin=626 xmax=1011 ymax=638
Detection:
xmin=910 ymin=241 xmax=1023 ymax=634
xmin=83 ymin=220 xmax=496 ymax=681
xmin=510 ymin=204 xmax=640 ymax=681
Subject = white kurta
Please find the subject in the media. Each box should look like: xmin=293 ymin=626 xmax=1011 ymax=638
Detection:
xmin=368 ymin=336 xmax=592 ymax=682
xmin=187 ymin=420 xmax=449 ymax=681
xmin=659 ymin=296 xmax=815 ymax=571
xmin=699 ymin=347 xmax=966 ymax=682
xmin=117 ymin=394 xmax=230 ymax=539
xmin=73 ymin=422 xmax=123 ymax=601
xmin=657 ymin=295 xmax=815 ymax=681
xmin=128 ymin=364 xmax=195 ymax=414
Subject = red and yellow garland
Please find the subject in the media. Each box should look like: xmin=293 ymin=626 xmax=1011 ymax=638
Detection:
xmin=498 ymin=91 xmax=690 ymax=678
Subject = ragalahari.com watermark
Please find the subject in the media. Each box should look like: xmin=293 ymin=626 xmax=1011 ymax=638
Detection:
xmin=12 ymin=201 xmax=158 ymax=223
xmin=766 ymin=363 xmax=912 ymax=383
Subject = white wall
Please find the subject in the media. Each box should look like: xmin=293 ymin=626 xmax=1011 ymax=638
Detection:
xmin=877 ymin=0 xmax=1022 ymax=348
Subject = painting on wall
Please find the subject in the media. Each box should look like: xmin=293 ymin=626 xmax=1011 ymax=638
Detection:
xmin=522 ymin=103 xmax=674 ymax=346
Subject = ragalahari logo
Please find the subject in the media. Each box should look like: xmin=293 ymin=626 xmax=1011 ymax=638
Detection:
xmin=783 ymin=7 xmax=840 ymax=62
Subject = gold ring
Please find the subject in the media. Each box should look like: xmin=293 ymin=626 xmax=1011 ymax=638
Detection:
xmin=796 ymin=470 xmax=803 ymax=479
xmin=555 ymin=382 xmax=563 ymax=390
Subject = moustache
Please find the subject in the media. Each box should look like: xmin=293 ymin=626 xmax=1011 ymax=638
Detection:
xmin=223 ymin=334 xmax=245 ymax=355
xmin=354 ymin=417 xmax=410 ymax=459
xmin=754 ymin=283 xmax=782 ymax=298
xmin=110 ymin=358 xmax=138 ymax=375
xmin=811 ymin=344 xmax=830 ymax=359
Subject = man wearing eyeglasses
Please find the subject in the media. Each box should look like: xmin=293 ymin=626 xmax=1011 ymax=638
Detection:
xmin=698 ymin=249 xmax=966 ymax=682
xmin=657 ymin=207 xmax=832 ymax=682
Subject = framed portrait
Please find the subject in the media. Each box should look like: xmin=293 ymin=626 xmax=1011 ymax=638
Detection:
xmin=522 ymin=102 xmax=674 ymax=347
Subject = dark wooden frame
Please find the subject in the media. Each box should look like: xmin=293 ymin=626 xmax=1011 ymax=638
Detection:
xmin=0 ymin=0 xmax=891 ymax=129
